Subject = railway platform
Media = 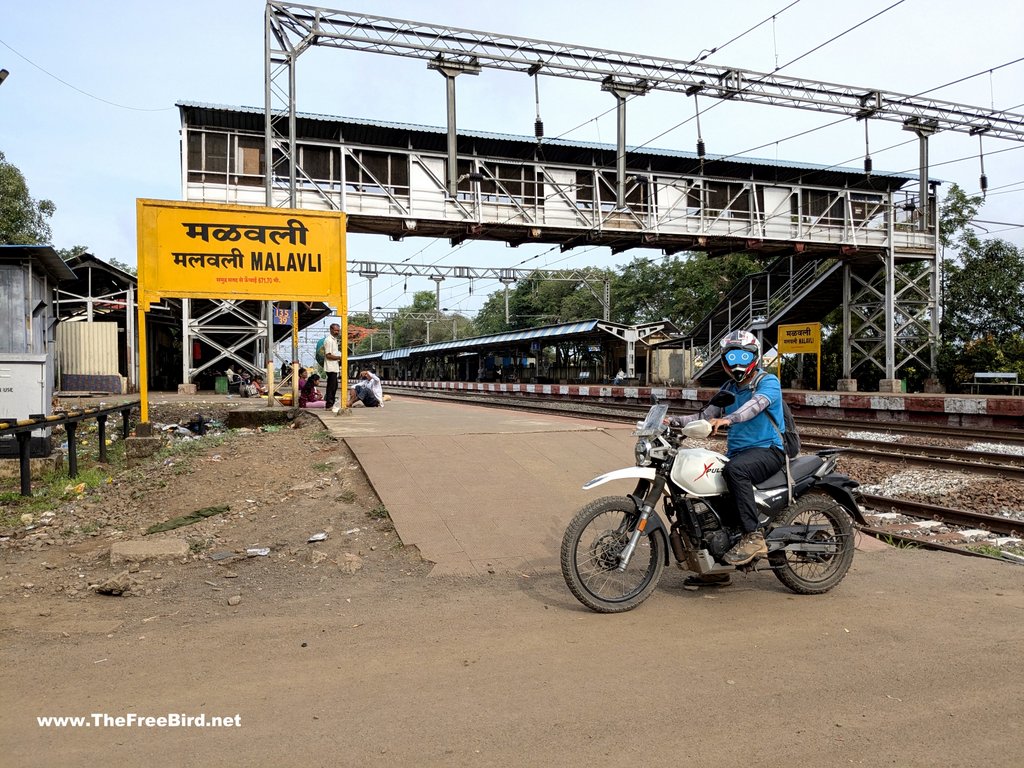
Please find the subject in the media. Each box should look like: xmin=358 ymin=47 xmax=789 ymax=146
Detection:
xmin=326 ymin=396 xmax=887 ymax=577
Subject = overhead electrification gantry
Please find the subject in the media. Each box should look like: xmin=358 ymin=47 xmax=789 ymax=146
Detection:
xmin=204 ymin=2 xmax=1024 ymax=391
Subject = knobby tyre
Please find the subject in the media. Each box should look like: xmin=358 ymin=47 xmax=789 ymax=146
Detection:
xmin=769 ymin=492 xmax=855 ymax=595
xmin=560 ymin=496 xmax=665 ymax=613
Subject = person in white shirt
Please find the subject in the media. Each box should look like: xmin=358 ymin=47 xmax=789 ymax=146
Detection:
xmin=322 ymin=323 xmax=342 ymax=413
xmin=348 ymin=369 xmax=383 ymax=408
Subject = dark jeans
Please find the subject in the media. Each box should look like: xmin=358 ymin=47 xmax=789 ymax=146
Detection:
xmin=355 ymin=386 xmax=380 ymax=407
xmin=724 ymin=446 xmax=785 ymax=533
xmin=324 ymin=371 xmax=339 ymax=409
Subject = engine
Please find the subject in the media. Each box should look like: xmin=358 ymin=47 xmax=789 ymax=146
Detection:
xmin=692 ymin=500 xmax=731 ymax=558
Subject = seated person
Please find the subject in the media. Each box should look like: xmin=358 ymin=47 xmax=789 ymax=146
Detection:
xmin=299 ymin=373 xmax=325 ymax=408
xmin=225 ymin=365 xmax=241 ymax=394
xmin=251 ymin=375 xmax=268 ymax=396
xmin=297 ymin=367 xmax=308 ymax=392
xmin=347 ymin=369 xmax=383 ymax=408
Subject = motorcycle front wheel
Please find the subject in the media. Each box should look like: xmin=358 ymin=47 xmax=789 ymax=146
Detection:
xmin=769 ymin=492 xmax=855 ymax=595
xmin=560 ymin=496 xmax=666 ymax=613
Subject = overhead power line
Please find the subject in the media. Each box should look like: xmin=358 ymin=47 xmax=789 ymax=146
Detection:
xmin=0 ymin=37 xmax=173 ymax=112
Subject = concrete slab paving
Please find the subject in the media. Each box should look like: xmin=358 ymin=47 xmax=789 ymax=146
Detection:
xmin=327 ymin=397 xmax=635 ymax=576
xmin=326 ymin=396 xmax=886 ymax=576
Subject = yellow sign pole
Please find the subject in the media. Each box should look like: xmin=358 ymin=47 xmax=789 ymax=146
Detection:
xmin=137 ymin=304 xmax=149 ymax=424
xmin=291 ymin=303 xmax=300 ymax=406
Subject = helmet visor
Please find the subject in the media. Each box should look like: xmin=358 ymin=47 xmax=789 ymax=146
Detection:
xmin=723 ymin=348 xmax=757 ymax=368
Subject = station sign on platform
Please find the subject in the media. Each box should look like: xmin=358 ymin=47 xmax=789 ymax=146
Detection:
xmin=776 ymin=322 xmax=822 ymax=389
xmin=136 ymin=199 xmax=346 ymax=310
xmin=135 ymin=199 xmax=348 ymax=421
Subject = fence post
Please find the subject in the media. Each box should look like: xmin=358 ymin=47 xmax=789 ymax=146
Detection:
xmin=66 ymin=422 xmax=78 ymax=478
xmin=17 ymin=432 xmax=32 ymax=497
xmin=97 ymin=415 xmax=108 ymax=463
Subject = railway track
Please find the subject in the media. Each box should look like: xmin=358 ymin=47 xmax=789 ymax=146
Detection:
xmin=799 ymin=438 xmax=1024 ymax=479
xmin=397 ymin=388 xmax=1024 ymax=445
xmin=794 ymin=417 xmax=1024 ymax=445
xmin=859 ymin=494 xmax=1022 ymax=537
xmin=398 ymin=390 xmax=1024 ymax=476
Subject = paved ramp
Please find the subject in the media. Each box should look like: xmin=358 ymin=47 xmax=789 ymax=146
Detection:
xmin=329 ymin=398 xmax=638 ymax=575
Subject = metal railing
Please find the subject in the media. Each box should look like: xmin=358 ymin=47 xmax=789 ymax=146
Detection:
xmin=0 ymin=402 xmax=139 ymax=497
xmin=691 ymin=257 xmax=841 ymax=369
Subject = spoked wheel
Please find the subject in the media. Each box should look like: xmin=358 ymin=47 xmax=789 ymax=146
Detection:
xmin=769 ymin=492 xmax=855 ymax=595
xmin=560 ymin=496 xmax=665 ymax=613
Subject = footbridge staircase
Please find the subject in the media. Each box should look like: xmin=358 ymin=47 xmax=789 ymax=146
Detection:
xmin=686 ymin=254 xmax=878 ymax=386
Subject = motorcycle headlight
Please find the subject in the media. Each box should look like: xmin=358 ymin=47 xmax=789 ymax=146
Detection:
xmin=634 ymin=438 xmax=653 ymax=466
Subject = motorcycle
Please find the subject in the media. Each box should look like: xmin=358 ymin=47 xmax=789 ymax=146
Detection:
xmin=560 ymin=392 xmax=866 ymax=613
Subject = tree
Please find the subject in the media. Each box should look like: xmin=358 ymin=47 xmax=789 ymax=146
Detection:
xmin=936 ymin=183 xmax=1024 ymax=389
xmin=107 ymin=258 xmax=137 ymax=276
xmin=0 ymin=150 xmax=55 ymax=245
xmin=613 ymin=252 xmax=762 ymax=328
xmin=55 ymin=245 xmax=89 ymax=261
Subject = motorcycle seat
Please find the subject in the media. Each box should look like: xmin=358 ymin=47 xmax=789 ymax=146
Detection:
xmin=755 ymin=455 xmax=824 ymax=490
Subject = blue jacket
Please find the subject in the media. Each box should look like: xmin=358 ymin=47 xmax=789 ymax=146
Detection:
xmin=721 ymin=371 xmax=785 ymax=457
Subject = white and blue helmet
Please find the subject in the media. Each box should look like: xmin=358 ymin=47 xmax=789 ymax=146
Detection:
xmin=720 ymin=330 xmax=761 ymax=382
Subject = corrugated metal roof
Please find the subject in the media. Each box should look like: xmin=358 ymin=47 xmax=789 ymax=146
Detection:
xmin=359 ymin=319 xmax=607 ymax=362
xmin=176 ymin=101 xmax=918 ymax=181
xmin=0 ymin=245 xmax=76 ymax=281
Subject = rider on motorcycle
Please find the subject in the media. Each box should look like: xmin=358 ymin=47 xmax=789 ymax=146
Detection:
xmin=668 ymin=330 xmax=786 ymax=569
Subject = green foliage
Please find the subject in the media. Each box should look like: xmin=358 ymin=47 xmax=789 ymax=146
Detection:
xmin=942 ymin=237 xmax=1024 ymax=345
xmin=936 ymin=183 xmax=1024 ymax=390
xmin=938 ymin=184 xmax=982 ymax=249
xmin=55 ymin=245 xmax=89 ymax=261
xmin=0 ymin=150 xmax=55 ymax=245
xmin=612 ymin=252 xmax=761 ymax=328
xmin=107 ymin=257 xmax=137 ymax=276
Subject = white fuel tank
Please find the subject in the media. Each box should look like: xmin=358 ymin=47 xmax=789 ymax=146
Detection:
xmin=670 ymin=448 xmax=729 ymax=496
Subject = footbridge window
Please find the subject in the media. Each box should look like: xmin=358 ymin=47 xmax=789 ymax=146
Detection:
xmin=475 ymin=162 xmax=545 ymax=207
xmin=703 ymin=181 xmax=751 ymax=219
xmin=298 ymin=144 xmax=342 ymax=190
xmin=187 ymin=131 xmax=265 ymax=187
xmin=345 ymin=149 xmax=410 ymax=198
xmin=576 ymin=170 xmax=650 ymax=213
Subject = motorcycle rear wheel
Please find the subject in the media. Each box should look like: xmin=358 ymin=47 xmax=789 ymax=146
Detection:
xmin=560 ymin=496 xmax=666 ymax=613
xmin=769 ymin=492 xmax=855 ymax=595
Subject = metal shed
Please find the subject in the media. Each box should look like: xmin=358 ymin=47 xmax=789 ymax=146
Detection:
xmin=0 ymin=245 xmax=76 ymax=456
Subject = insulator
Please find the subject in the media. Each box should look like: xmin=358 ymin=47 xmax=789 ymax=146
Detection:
xmin=534 ymin=118 xmax=544 ymax=139
xmin=980 ymin=173 xmax=988 ymax=197
xmin=697 ymin=138 xmax=706 ymax=158
xmin=864 ymin=156 xmax=872 ymax=176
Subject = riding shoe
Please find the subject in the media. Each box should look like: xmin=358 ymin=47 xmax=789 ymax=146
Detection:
xmin=682 ymin=573 xmax=732 ymax=591
xmin=723 ymin=531 xmax=768 ymax=566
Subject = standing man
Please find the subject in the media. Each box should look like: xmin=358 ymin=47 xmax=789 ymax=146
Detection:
xmin=323 ymin=322 xmax=342 ymax=414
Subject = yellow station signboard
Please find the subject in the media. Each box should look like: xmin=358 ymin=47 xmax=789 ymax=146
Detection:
xmin=135 ymin=199 xmax=347 ymax=421
xmin=776 ymin=322 xmax=822 ymax=389
xmin=136 ymin=199 xmax=346 ymax=309
xmin=776 ymin=322 xmax=821 ymax=354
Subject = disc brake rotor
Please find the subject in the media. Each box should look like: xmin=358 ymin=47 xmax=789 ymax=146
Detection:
xmin=589 ymin=530 xmax=628 ymax=570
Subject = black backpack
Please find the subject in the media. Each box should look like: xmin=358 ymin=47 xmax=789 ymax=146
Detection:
xmin=734 ymin=372 xmax=800 ymax=458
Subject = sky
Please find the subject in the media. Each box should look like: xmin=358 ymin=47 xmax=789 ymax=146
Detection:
xmin=3 ymin=0 xmax=1023 ymax=321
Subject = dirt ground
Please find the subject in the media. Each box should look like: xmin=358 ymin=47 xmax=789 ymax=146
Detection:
xmin=1 ymin=399 xmax=1022 ymax=767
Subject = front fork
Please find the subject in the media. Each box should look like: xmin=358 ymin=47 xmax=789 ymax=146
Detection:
xmin=617 ymin=476 xmax=666 ymax=571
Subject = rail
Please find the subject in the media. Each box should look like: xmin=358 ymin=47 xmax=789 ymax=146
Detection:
xmin=0 ymin=401 xmax=139 ymax=497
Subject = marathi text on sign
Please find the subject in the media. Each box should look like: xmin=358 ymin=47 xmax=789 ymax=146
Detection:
xmin=136 ymin=200 xmax=346 ymax=310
